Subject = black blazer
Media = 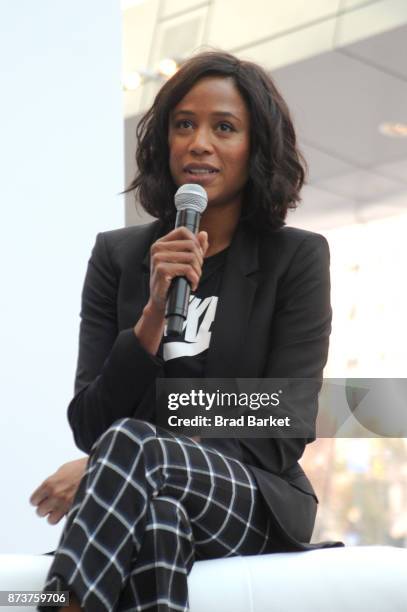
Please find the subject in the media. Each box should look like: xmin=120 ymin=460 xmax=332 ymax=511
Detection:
xmin=68 ymin=219 xmax=343 ymax=552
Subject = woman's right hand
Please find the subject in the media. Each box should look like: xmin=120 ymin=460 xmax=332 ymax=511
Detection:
xmin=148 ymin=227 xmax=209 ymax=312
xmin=134 ymin=227 xmax=209 ymax=356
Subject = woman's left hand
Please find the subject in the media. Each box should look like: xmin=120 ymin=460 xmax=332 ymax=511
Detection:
xmin=29 ymin=457 xmax=88 ymax=525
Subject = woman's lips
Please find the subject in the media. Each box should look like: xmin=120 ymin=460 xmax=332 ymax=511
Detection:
xmin=183 ymin=169 xmax=219 ymax=184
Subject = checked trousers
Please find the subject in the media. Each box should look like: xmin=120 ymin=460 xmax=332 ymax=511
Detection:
xmin=39 ymin=418 xmax=275 ymax=611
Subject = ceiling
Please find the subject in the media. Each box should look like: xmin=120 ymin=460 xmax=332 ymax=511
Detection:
xmin=275 ymin=23 xmax=407 ymax=229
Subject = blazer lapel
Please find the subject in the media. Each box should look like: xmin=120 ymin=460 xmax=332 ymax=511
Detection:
xmin=205 ymin=222 xmax=259 ymax=378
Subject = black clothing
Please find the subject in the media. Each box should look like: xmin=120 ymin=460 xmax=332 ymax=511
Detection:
xmin=68 ymin=219 xmax=343 ymax=551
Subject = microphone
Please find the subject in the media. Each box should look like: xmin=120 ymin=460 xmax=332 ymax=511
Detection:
xmin=165 ymin=183 xmax=208 ymax=337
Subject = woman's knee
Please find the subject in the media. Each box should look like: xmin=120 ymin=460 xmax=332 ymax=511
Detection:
xmin=106 ymin=417 xmax=155 ymax=441
xmin=92 ymin=418 xmax=158 ymax=459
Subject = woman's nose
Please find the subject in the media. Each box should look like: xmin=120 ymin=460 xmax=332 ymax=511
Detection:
xmin=188 ymin=127 xmax=213 ymax=154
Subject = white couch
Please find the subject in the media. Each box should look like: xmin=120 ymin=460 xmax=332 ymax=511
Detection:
xmin=1 ymin=546 xmax=406 ymax=611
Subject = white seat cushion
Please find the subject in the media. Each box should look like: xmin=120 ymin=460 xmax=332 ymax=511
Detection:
xmin=0 ymin=547 xmax=406 ymax=611
xmin=188 ymin=546 xmax=407 ymax=612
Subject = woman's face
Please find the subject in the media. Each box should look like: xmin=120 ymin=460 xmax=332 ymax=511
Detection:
xmin=168 ymin=76 xmax=250 ymax=211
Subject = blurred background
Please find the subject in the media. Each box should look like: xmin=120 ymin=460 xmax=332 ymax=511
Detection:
xmin=0 ymin=0 xmax=406 ymax=553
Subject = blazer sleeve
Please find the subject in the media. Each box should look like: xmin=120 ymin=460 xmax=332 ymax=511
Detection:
xmin=263 ymin=233 xmax=332 ymax=472
xmin=67 ymin=232 xmax=165 ymax=453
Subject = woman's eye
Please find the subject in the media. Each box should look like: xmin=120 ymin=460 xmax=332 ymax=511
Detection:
xmin=217 ymin=122 xmax=234 ymax=132
xmin=176 ymin=119 xmax=193 ymax=129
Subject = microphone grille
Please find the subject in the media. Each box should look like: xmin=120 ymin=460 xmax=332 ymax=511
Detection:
xmin=174 ymin=184 xmax=208 ymax=214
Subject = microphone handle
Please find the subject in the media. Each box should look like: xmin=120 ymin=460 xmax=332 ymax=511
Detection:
xmin=175 ymin=208 xmax=201 ymax=233
xmin=165 ymin=209 xmax=201 ymax=337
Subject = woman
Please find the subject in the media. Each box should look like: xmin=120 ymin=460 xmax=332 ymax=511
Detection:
xmin=36 ymin=51 xmax=342 ymax=611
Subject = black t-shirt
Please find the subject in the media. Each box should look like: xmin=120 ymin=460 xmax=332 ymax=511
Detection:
xmin=158 ymin=246 xmax=245 ymax=462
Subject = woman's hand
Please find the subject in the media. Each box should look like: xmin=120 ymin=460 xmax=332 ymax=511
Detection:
xmin=149 ymin=227 xmax=209 ymax=312
xmin=134 ymin=227 xmax=209 ymax=356
xmin=29 ymin=457 xmax=88 ymax=525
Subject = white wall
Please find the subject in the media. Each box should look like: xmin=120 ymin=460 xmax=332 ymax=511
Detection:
xmin=0 ymin=1 xmax=123 ymax=553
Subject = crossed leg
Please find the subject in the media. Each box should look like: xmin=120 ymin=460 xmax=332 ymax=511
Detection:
xmin=40 ymin=418 xmax=274 ymax=611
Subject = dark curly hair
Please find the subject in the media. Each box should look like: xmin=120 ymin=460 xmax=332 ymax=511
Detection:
xmin=125 ymin=50 xmax=307 ymax=231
